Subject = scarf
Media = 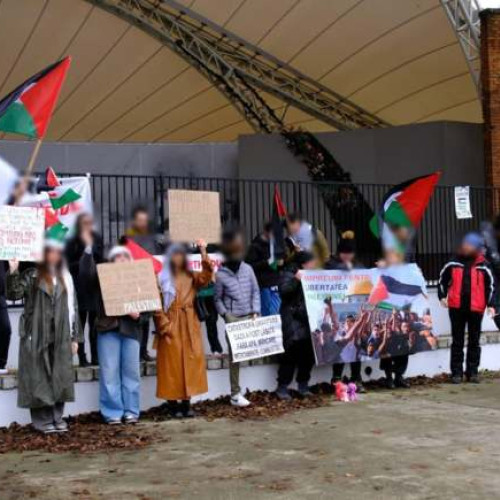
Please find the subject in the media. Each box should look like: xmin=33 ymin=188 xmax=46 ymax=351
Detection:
xmin=159 ymin=243 xmax=186 ymax=311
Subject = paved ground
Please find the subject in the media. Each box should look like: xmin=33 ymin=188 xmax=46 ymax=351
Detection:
xmin=2 ymin=380 xmax=500 ymax=499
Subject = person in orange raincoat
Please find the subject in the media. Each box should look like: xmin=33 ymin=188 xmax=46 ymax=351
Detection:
xmin=154 ymin=240 xmax=213 ymax=418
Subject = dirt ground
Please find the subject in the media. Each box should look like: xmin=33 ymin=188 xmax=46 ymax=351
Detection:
xmin=2 ymin=379 xmax=500 ymax=499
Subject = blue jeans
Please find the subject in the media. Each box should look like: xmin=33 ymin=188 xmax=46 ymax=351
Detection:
xmin=98 ymin=332 xmax=141 ymax=421
xmin=261 ymin=287 xmax=281 ymax=317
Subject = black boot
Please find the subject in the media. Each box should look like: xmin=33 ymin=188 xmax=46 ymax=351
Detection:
xmin=181 ymin=400 xmax=196 ymax=418
xmin=394 ymin=375 xmax=410 ymax=389
xmin=168 ymin=400 xmax=183 ymax=419
xmin=384 ymin=371 xmax=395 ymax=389
xmin=78 ymin=343 xmax=89 ymax=367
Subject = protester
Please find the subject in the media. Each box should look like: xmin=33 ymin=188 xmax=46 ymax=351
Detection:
xmin=325 ymin=231 xmax=366 ymax=392
xmin=0 ymin=261 xmax=11 ymax=375
xmin=438 ymin=232 xmax=495 ymax=384
xmin=215 ymin=228 xmax=261 ymax=407
xmin=124 ymin=205 xmax=165 ymax=362
xmin=246 ymin=222 xmax=283 ymax=316
xmin=483 ymin=217 xmax=500 ymax=330
xmin=276 ymin=251 xmax=317 ymax=400
xmin=65 ymin=213 xmax=104 ymax=367
xmin=6 ymin=240 xmax=81 ymax=434
xmin=285 ymin=212 xmax=330 ymax=266
xmin=154 ymin=240 xmax=213 ymax=418
xmin=88 ymin=246 xmax=143 ymax=425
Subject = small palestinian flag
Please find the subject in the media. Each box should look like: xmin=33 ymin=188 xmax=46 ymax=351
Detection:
xmin=0 ymin=57 xmax=71 ymax=139
xmin=270 ymin=186 xmax=287 ymax=269
xmin=369 ymin=172 xmax=440 ymax=240
xmin=368 ymin=275 xmax=424 ymax=310
xmin=46 ymin=167 xmax=61 ymax=187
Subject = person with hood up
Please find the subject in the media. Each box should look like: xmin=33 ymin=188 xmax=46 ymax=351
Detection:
xmin=324 ymin=231 xmax=366 ymax=393
xmin=6 ymin=239 xmax=82 ymax=434
xmin=215 ymin=228 xmax=261 ymax=407
xmin=438 ymin=232 xmax=495 ymax=384
xmin=154 ymin=240 xmax=213 ymax=418
xmin=276 ymin=251 xmax=317 ymax=400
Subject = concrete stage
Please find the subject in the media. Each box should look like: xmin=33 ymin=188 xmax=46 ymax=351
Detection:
xmin=1 ymin=379 xmax=500 ymax=499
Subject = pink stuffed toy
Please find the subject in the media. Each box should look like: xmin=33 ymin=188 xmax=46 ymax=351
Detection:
xmin=334 ymin=381 xmax=349 ymax=402
xmin=347 ymin=382 xmax=358 ymax=402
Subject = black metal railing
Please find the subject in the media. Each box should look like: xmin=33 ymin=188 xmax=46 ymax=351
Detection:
xmin=39 ymin=173 xmax=500 ymax=283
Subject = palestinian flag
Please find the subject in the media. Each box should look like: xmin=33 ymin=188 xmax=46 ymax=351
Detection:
xmin=368 ymin=275 xmax=424 ymax=310
xmin=0 ymin=57 xmax=71 ymax=139
xmin=123 ymin=237 xmax=163 ymax=274
xmin=46 ymin=167 xmax=61 ymax=187
xmin=270 ymin=186 xmax=287 ymax=269
xmin=369 ymin=172 xmax=441 ymax=239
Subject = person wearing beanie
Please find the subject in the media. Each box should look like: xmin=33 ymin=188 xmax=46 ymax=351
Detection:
xmin=85 ymin=245 xmax=144 ymax=424
xmin=275 ymin=251 xmax=318 ymax=400
xmin=6 ymin=239 xmax=82 ymax=434
xmin=438 ymin=232 xmax=495 ymax=384
xmin=324 ymin=231 xmax=366 ymax=393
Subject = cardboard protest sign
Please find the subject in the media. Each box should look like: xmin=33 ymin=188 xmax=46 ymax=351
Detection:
xmin=0 ymin=206 xmax=45 ymax=261
xmin=226 ymin=315 xmax=284 ymax=363
xmin=301 ymin=265 xmax=435 ymax=365
xmin=168 ymin=189 xmax=220 ymax=243
xmin=187 ymin=253 xmax=224 ymax=273
xmin=97 ymin=260 xmax=161 ymax=316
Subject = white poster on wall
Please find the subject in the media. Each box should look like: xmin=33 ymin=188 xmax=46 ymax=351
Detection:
xmin=454 ymin=186 xmax=473 ymax=219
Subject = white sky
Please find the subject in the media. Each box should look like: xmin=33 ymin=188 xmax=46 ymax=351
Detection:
xmin=479 ymin=0 xmax=500 ymax=8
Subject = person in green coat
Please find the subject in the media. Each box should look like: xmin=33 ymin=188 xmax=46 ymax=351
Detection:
xmin=7 ymin=239 xmax=82 ymax=434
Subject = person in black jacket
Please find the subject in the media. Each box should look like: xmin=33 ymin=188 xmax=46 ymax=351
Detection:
xmin=246 ymin=223 xmax=283 ymax=317
xmin=324 ymin=231 xmax=366 ymax=392
xmin=276 ymin=251 xmax=318 ymax=401
xmin=0 ymin=261 xmax=11 ymax=374
xmin=65 ymin=213 xmax=104 ymax=366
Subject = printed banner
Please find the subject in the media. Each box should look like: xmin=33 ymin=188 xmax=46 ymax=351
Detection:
xmin=454 ymin=186 xmax=473 ymax=219
xmin=0 ymin=206 xmax=45 ymax=261
xmin=187 ymin=253 xmax=224 ymax=273
xmin=97 ymin=260 xmax=162 ymax=316
xmin=301 ymin=265 xmax=435 ymax=365
xmin=226 ymin=315 xmax=285 ymax=363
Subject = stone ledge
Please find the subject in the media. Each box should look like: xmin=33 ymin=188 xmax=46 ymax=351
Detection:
xmin=1 ymin=332 xmax=499 ymax=390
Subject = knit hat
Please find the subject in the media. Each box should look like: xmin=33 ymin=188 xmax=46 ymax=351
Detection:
xmin=337 ymin=230 xmax=355 ymax=254
xmin=107 ymin=245 xmax=132 ymax=262
xmin=462 ymin=232 xmax=484 ymax=251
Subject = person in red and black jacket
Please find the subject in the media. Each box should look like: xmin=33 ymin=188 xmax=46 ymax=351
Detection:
xmin=438 ymin=232 xmax=496 ymax=384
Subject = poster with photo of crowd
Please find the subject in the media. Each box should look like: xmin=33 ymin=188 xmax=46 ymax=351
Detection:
xmin=301 ymin=265 xmax=436 ymax=365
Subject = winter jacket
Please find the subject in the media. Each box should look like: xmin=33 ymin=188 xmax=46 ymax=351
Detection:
xmin=278 ymin=264 xmax=310 ymax=348
xmin=246 ymin=234 xmax=281 ymax=288
xmin=324 ymin=255 xmax=363 ymax=271
xmin=65 ymin=232 xmax=104 ymax=312
xmin=6 ymin=268 xmax=82 ymax=409
xmin=438 ymin=255 xmax=495 ymax=313
xmin=215 ymin=263 xmax=261 ymax=318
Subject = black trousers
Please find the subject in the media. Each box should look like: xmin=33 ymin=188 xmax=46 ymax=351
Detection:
xmin=140 ymin=316 xmax=151 ymax=357
xmin=380 ymin=355 xmax=408 ymax=378
xmin=202 ymin=296 xmax=222 ymax=354
xmin=332 ymin=361 xmax=361 ymax=382
xmin=0 ymin=307 xmax=12 ymax=369
xmin=277 ymin=338 xmax=315 ymax=387
xmin=79 ymin=309 xmax=97 ymax=364
xmin=449 ymin=308 xmax=483 ymax=377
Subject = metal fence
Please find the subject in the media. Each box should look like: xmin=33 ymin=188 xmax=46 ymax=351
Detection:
xmin=55 ymin=173 xmax=500 ymax=283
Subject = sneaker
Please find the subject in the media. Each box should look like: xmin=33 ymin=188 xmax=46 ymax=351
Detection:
xmin=230 ymin=393 xmax=251 ymax=407
xmin=106 ymin=418 xmax=122 ymax=425
xmin=124 ymin=414 xmax=139 ymax=425
xmin=384 ymin=376 xmax=395 ymax=389
xmin=451 ymin=375 xmax=463 ymax=384
xmin=355 ymin=382 xmax=367 ymax=394
xmin=297 ymin=383 xmax=313 ymax=398
xmin=467 ymin=375 xmax=480 ymax=384
xmin=394 ymin=376 xmax=410 ymax=389
xmin=34 ymin=423 xmax=58 ymax=434
xmin=54 ymin=420 xmax=68 ymax=433
xmin=275 ymin=385 xmax=292 ymax=401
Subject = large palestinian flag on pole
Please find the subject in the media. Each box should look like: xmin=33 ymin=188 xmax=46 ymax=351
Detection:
xmin=368 ymin=275 xmax=425 ymax=310
xmin=0 ymin=57 xmax=71 ymax=139
xmin=270 ymin=186 xmax=287 ymax=268
xmin=369 ymin=172 xmax=441 ymax=239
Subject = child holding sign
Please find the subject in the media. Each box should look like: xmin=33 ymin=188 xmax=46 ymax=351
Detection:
xmin=6 ymin=240 xmax=81 ymax=434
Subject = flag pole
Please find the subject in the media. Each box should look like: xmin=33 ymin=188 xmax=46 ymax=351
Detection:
xmin=25 ymin=138 xmax=43 ymax=179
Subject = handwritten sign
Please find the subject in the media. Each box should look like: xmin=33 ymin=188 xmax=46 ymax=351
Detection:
xmin=0 ymin=206 xmax=45 ymax=262
xmin=226 ymin=315 xmax=284 ymax=363
xmin=97 ymin=260 xmax=162 ymax=316
xmin=187 ymin=253 xmax=223 ymax=273
xmin=168 ymin=189 xmax=221 ymax=243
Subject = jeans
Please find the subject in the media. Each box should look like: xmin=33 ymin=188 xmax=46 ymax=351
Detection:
xmin=277 ymin=339 xmax=315 ymax=387
xmin=98 ymin=332 xmax=141 ymax=421
xmin=225 ymin=314 xmax=252 ymax=396
xmin=260 ymin=287 xmax=281 ymax=317
xmin=449 ymin=309 xmax=483 ymax=377
xmin=0 ymin=307 xmax=11 ymax=369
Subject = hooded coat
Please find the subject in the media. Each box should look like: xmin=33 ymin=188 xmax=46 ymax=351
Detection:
xmin=153 ymin=258 xmax=213 ymax=400
xmin=6 ymin=268 xmax=82 ymax=409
